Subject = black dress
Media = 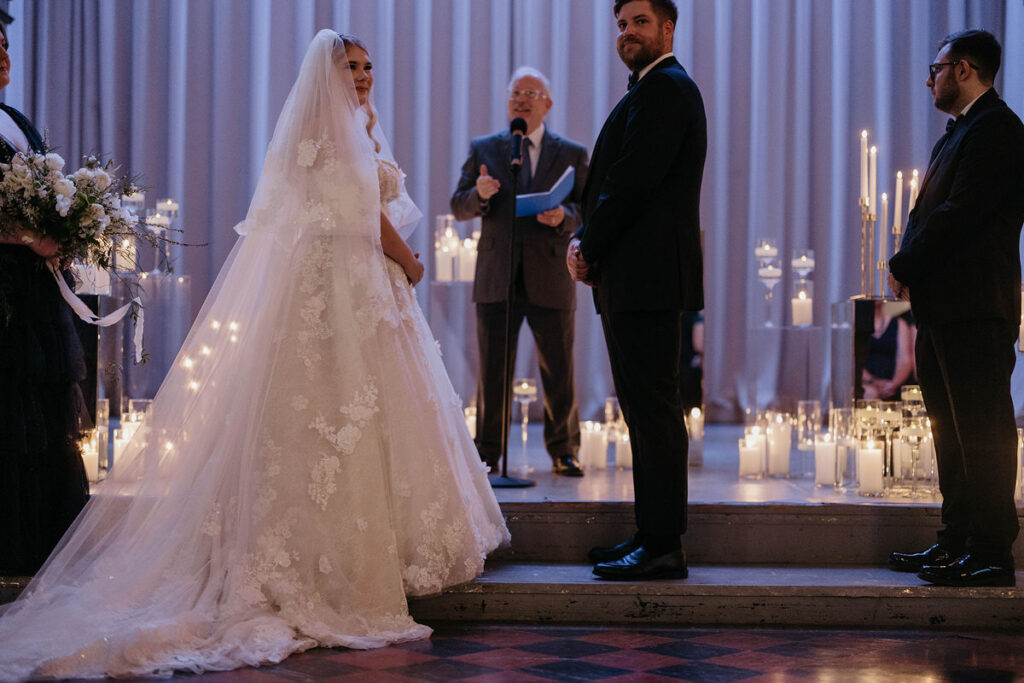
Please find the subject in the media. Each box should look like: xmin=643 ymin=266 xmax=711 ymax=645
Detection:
xmin=0 ymin=103 xmax=90 ymax=576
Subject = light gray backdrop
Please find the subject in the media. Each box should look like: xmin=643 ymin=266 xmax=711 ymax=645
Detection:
xmin=5 ymin=0 xmax=1024 ymax=422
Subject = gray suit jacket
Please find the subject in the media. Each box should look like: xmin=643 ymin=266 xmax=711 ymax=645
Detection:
xmin=451 ymin=128 xmax=589 ymax=310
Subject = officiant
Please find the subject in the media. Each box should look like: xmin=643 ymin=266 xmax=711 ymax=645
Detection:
xmin=450 ymin=66 xmax=589 ymax=477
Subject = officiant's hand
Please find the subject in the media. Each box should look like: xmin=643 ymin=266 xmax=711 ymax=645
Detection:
xmin=476 ymin=164 xmax=500 ymax=201
xmin=537 ymin=206 xmax=564 ymax=227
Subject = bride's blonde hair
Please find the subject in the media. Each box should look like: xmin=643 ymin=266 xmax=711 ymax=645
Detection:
xmin=335 ymin=33 xmax=381 ymax=153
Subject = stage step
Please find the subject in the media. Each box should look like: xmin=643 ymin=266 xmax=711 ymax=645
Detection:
xmin=410 ymin=562 xmax=1024 ymax=629
xmin=496 ymin=501 xmax=1024 ymax=566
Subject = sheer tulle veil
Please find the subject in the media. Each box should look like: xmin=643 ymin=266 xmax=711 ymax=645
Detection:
xmin=0 ymin=29 xmax=504 ymax=680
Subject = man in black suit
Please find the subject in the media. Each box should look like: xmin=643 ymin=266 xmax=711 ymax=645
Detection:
xmin=567 ymin=0 xmax=705 ymax=580
xmin=887 ymin=30 xmax=1024 ymax=587
xmin=451 ymin=67 xmax=589 ymax=476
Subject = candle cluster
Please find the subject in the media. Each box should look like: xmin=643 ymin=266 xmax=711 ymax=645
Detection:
xmin=735 ymin=391 xmax=955 ymax=498
xmin=858 ymin=129 xmax=920 ymax=294
xmin=434 ymin=214 xmax=479 ymax=282
xmin=753 ymin=238 xmax=815 ymax=326
xmin=117 ymin=192 xmax=182 ymax=273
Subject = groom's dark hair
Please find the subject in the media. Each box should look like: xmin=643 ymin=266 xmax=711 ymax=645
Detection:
xmin=614 ymin=0 xmax=678 ymax=26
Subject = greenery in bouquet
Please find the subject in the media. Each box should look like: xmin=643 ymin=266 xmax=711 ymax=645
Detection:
xmin=0 ymin=149 xmax=150 ymax=269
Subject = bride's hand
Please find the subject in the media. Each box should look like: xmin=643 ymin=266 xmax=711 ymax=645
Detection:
xmin=404 ymin=253 xmax=425 ymax=286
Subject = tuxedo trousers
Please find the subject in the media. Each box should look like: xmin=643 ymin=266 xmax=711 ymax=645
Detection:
xmin=475 ymin=293 xmax=580 ymax=468
xmin=915 ymin=319 xmax=1019 ymax=560
xmin=601 ymin=309 xmax=688 ymax=540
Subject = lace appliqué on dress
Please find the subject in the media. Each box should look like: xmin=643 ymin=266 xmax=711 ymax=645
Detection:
xmin=296 ymin=241 xmax=334 ymax=377
xmin=376 ymin=158 xmax=403 ymax=204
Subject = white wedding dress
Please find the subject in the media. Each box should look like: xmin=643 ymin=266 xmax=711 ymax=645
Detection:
xmin=0 ymin=30 xmax=508 ymax=680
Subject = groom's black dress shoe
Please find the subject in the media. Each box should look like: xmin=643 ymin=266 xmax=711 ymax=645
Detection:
xmin=592 ymin=547 xmax=687 ymax=581
xmin=888 ymin=543 xmax=963 ymax=573
xmin=552 ymin=455 xmax=584 ymax=477
xmin=588 ymin=535 xmax=640 ymax=564
xmin=917 ymin=554 xmax=1016 ymax=587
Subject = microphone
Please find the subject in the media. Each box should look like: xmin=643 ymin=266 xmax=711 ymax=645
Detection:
xmin=509 ymin=117 xmax=527 ymax=169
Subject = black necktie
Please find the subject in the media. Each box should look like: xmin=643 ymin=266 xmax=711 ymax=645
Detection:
xmin=521 ymin=138 xmax=533 ymax=190
xmin=945 ymin=117 xmax=957 ymax=133
xmin=627 ymin=72 xmax=638 ymax=90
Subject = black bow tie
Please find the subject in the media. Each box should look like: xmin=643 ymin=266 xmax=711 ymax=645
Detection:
xmin=627 ymin=72 xmax=638 ymax=89
xmin=946 ymin=116 xmax=962 ymax=133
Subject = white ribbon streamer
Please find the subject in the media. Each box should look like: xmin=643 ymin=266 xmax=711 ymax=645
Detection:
xmin=50 ymin=263 xmax=144 ymax=363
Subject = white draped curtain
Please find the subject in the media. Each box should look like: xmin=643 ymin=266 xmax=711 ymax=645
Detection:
xmin=5 ymin=0 xmax=1023 ymax=422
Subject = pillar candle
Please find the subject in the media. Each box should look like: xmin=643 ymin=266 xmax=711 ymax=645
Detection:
xmin=616 ymin=433 xmax=633 ymax=468
xmin=118 ymin=238 xmax=136 ymax=269
xmin=908 ymin=169 xmax=920 ymax=211
xmin=860 ymin=130 xmax=869 ymax=203
xmin=686 ymin=407 xmax=704 ymax=467
xmin=738 ymin=435 xmax=765 ymax=478
xmin=894 ymin=171 xmax=903 ymax=231
xmin=814 ymin=433 xmax=837 ymax=486
xmin=767 ymin=419 xmax=791 ymax=476
xmin=858 ymin=441 xmax=884 ymax=494
xmin=791 ymin=292 xmax=813 ymax=326
xmin=81 ymin=438 xmax=99 ymax=483
xmin=458 ymin=239 xmax=477 ymax=281
xmin=435 ymin=246 xmax=454 ymax=282
xmin=869 ymin=146 xmax=878 ymax=215
xmin=579 ymin=421 xmax=607 ymax=470
xmin=879 ymin=193 xmax=888 ymax=265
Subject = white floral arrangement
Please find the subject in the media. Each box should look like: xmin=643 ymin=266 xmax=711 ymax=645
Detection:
xmin=0 ymin=150 xmax=142 ymax=268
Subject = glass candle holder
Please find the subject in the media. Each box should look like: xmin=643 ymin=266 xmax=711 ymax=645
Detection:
xmin=791 ymin=248 xmax=815 ymax=278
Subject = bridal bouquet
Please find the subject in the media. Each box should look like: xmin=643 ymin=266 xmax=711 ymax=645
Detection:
xmin=0 ymin=150 xmax=141 ymax=268
xmin=0 ymin=150 xmax=151 ymax=362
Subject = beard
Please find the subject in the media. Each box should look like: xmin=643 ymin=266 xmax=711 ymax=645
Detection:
xmin=617 ymin=34 xmax=666 ymax=72
xmin=932 ymin=79 xmax=960 ymax=115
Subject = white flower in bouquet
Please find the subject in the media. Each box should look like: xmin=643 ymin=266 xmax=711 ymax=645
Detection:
xmin=43 ymin=152 xmax=65 ymax=171
xmin=0 ymin=149 xmax=147 ymax=269
xmin=55 ymin=193 xmax=73 ymax=217
xmin=92 ymin=169 xmax=112 ymax=192
xmin=54 ymin=177 xmax=76 ymax=198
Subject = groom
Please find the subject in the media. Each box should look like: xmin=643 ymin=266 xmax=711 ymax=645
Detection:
xmin=568 ymin=0 xmax=706 ymax=580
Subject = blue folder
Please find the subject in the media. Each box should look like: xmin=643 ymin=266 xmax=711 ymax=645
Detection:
xmin=515 ymin=166 xmax=575 ymax=217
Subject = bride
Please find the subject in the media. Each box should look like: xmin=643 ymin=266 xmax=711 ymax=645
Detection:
xmin=0 ymin=30 xmax=508 ymax=680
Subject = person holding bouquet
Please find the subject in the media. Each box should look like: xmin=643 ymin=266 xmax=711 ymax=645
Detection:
xmin=0 ymin=20 xmax=90 ymax=577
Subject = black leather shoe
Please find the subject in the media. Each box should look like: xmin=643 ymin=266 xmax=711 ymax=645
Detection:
xmin=888 ymin=543 xmax=963 ymax=573
xmin=552 ymin=455 xmax=584 ymax=477
xmin=592 ymin=546 xmax=687 ymax=581
xmin=588 ymin=534 xmax=640 ymax=564
xmin=918 ymin=554 xmax=1016 ymax=587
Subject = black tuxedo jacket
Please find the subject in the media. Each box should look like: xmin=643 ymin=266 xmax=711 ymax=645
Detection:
xmin=889 ymin=89 xmax=1024 ymax=327
xmin=578 ymin=56 xmax=706 ymax=314
xmin=450 ymin=128 xmax=588 ymax=310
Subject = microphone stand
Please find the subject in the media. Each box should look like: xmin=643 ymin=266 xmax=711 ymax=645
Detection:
xmin=489 ymin=158 xmax=535 ymax=488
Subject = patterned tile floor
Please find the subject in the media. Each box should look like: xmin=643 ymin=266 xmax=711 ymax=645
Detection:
xmin=126 ymin=624 xmax=1024 ymax=681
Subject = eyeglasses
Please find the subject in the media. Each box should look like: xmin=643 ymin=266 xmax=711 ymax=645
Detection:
xmin=928 ymin=60 xmax=979 ymax=79
xmin=508 ymin=89 xmax=547 ymax=101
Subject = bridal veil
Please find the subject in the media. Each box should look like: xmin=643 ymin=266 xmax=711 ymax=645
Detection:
xmin=0 ymin=29 xmax=506 ymax=680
